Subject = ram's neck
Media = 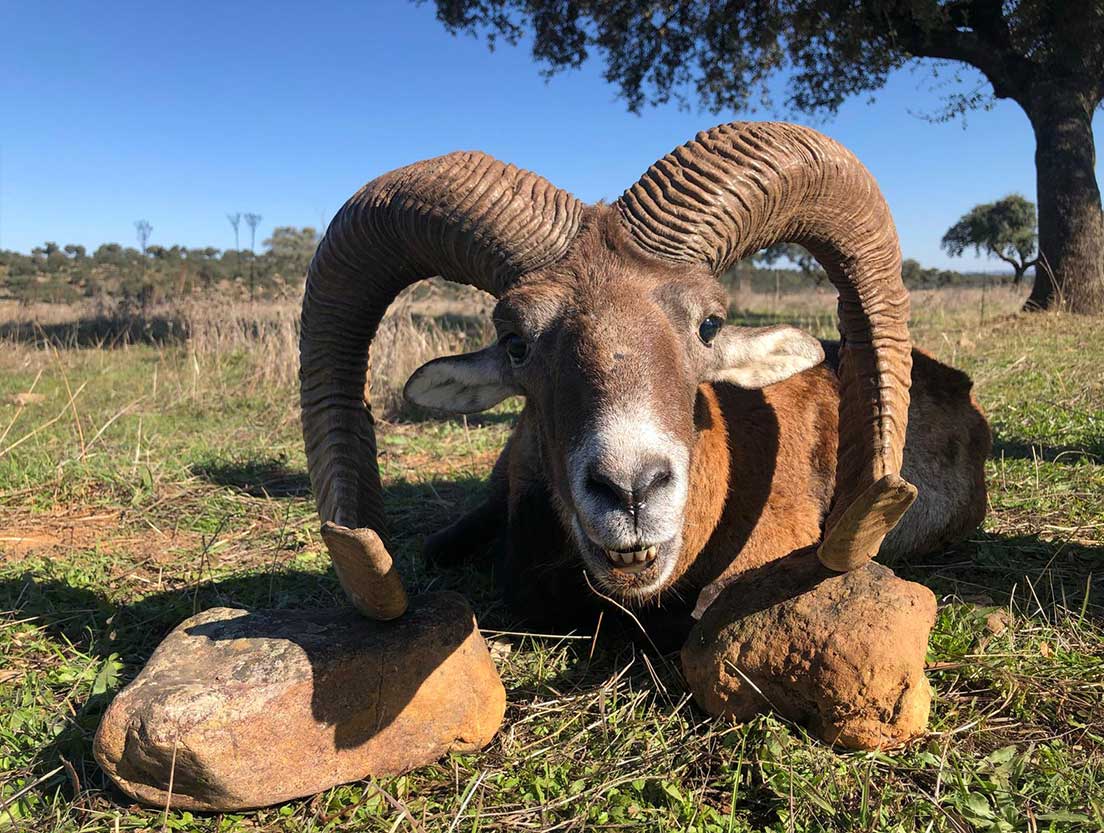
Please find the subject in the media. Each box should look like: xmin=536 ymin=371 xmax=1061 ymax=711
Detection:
xmin=668 ymin=385 xmax=732 ymax=587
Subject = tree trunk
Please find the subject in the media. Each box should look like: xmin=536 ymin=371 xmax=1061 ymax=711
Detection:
xmin=1025 ymin=87 xmax=1104 ymax=312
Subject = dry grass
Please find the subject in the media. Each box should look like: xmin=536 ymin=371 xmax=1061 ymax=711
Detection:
xmin=729 ymin=282 xmax=1026 ymax=342
xmin=0 ymin=280 xmax=496 ymax=418
xmin=1 ymin=282 xmax=1101 ymax=832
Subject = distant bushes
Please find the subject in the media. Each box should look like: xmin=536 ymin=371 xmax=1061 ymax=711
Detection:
xmin=1 ymin=230 xmax=1010 ymax=311
xmin=0 ymin=227 xmax=319 ymax=306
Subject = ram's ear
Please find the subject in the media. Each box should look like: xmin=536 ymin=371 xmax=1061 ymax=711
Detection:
xmin=404 ymin=344 xmax=520 ymax=414
xmin=706 ymin=325 xmax=825 ymax=389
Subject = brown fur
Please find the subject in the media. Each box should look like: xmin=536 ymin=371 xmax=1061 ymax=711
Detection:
xmin=419 ymin=212 xmax=989 ymax=630
xmin=428 ymin=348 xmax=989 ymax=629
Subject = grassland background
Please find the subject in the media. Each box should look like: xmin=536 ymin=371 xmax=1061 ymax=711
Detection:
xmin=0 ymin=282 xmax=1101 ymax=832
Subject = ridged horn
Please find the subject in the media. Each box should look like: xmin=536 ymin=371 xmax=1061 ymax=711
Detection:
xmin=301 ymin=152 xmax=583 ymax=617
xmin=617 ymin=122 xmax=916 ymax=571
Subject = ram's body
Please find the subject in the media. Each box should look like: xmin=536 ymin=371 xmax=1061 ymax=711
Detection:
xmin=301 ymin=122 xmax=951 ymax=622
xmin=430 ymin=343 xmax=989 ymax=631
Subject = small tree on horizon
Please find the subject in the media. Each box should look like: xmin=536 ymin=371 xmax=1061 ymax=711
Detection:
xmin=227 ymin=213 xmax=242 ymax=278
xmin=134 ymin=220 xmax=152 ymax=256
xmin=942 ymin=195 xmax=1038 ymax=286
xmin=244 ymin=213 xmax=262 ymax=299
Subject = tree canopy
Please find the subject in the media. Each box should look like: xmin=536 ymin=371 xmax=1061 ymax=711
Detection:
xmin=942 ymin=195 xmax=1038 ymax=283
xmin=430 ymin=1 xmax=1103 ymax=117
xmin=428 ymin=0 xmax=1104 ymax=312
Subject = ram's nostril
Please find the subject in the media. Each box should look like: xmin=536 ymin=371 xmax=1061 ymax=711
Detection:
xmin=584 ymin=458 xmax=675 ymax=518
xmin=586 ymin=469 xmax=634 ymax=511
xmin=633 ymin=461 xmax=674 ymax=504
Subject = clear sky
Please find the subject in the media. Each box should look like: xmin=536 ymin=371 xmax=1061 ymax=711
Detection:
xmin=3 ymin=0 xmax=1102 ymax=269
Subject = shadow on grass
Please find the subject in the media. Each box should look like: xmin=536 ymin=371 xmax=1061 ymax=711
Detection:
xmin=191 ymin=455 xmax=312 ymax=498
xmin=3 ymin=515 xmax=1099 ymax=813
xmin=386 ymin=404 xmax=520 ymax=427
xmin=990 ymin=433 xmax=1103 ymax=464
xmin=0 ymin=566 xmax=341 ymax=804
xmin=891 ymin=531 xmax=1104 ymax=621
xmin=0 ymin=314 xmax=191 ymax=348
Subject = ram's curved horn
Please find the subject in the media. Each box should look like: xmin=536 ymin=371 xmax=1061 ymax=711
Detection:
xmin=302 ymin=153 xmax=583 ymax=617
xmin=617 ymin=122 xmax=916 ymax=571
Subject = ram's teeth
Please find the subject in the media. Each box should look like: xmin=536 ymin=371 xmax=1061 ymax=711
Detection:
xmin=646 ymin=546 xmax=657 ymax=560
xmin=631 ymin=549 xmax=647 ymax=563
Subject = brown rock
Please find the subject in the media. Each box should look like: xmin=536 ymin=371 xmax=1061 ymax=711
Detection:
xmin=985 ymin=609 xmax=1010 ymax=635
xmin=6 ymin=392 xmax=45 ymax=406
xmin=682 ymin=549 xmax=936 ymax=750
xmin=94 ymin=592 xmax=506 ymax=811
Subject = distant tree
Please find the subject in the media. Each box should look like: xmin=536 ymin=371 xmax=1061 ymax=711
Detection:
xmin=227 ymin=213 xmax=241 ymax=247
xmin=93 ymin=243 xmax=124 ymax=266
xmin=942 ymin=195 xmax=1038 ymax=285
xmin=754 ymin=242 xmax=824 ymax=282
xmin=900 ymin=257 xmax=955 ymax=289
xmin=901 ymin=258 xmax=926 ymax=287
xmin=46 ymin=250 xmax=68 ymax=273
xmin=64 ymin=244 xmax=86 ymax=260
xmin=243 ymin=213 xmax=262 ymax=298
xmin=263 ymin=226 xmax=318 ymax=277
xmin=134 ymin=220 xmax=153 ymax=255
xmin=227 ymin=212 xmax=242 ymax=278
xmin=428 ymin=0 xmax=1104 ymax=313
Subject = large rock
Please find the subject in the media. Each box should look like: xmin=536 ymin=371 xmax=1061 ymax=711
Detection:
xmin=682 ymin=550 xmax=936 ymax=750
xmin=95 ymin=592 xmax=506 ymax=811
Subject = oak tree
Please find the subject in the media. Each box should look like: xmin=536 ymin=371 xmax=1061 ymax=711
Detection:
xmin=428 ymin=0 xmax=1104 ymax=312
xmin=942 ymin=195 xmax=1038 ymax=285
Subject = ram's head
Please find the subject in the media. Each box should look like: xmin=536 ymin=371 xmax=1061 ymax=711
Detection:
xmin=300 ymin=122 xmax=916 ymax=618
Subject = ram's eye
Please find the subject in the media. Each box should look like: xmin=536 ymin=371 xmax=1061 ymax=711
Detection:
xmin=502 ymin=334 xmax=530 ymax=366
xmin=698 ymin=316 xmax=724 ymax=345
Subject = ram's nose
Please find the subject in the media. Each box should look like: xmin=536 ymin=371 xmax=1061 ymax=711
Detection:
xmin=584 ymin=457 xmax=674 ymax=521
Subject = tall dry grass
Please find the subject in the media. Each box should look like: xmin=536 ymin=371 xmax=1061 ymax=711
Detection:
xmin=0 ymin=279 xmax=1025 ymax=416
xmin=730 ymin=281 xmax=1026 ymax=341
xmin=0 ymin=281 xmax=496 ymax=418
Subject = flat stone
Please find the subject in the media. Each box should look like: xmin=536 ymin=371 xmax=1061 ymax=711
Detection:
xmin=94 ymin=592 xmax=506 ymax=811
xmin=682 ymin=550 xmax=936 ymax=750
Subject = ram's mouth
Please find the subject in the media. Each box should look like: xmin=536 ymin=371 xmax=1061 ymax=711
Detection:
xmin=602 ymin=545 xmax=658 ymax=574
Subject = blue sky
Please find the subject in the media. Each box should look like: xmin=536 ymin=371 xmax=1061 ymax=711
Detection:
xmin=2 ymin=0 xmax=1101 ymax=269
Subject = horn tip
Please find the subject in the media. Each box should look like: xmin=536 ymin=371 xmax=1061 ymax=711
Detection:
xmin=321 ymin=522 xmax=409 ymax=620
xmin=817 ymin=474 xmax=918 ymax=572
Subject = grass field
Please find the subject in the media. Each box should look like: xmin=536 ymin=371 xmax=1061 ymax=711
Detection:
xmin=1 ymin=284 xmax=1101 ymax=832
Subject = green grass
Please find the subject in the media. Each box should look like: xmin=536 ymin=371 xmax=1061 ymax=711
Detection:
xmin=1 ymin=299 xmax=1102 ymax=832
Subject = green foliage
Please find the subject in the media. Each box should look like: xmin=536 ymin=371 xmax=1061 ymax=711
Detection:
xmin=901 ymin=257 xmax=960 ymax=288
xmin=427 ymin=1 xmax=1104 ymax=312
xmin=942 ymin=195 xmax=1039 ymax=281
xmin=262 ymin=226 xmax=319 ymax=278
xmin=428 ymin=1 xmax=1104 ymax=117
xmin=0 ymin=228 xmax=321 ymax=306
xmin=754 ymin=243 xmax=822 ymax=276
